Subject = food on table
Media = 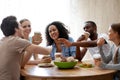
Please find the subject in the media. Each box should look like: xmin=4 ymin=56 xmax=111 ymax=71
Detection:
xmin=79 ymin=63 xmax=93 ymax=68
xmin=40 ymin=55 xmax=52 ymax=63
xmin=67 ymin=56 xmax=75 ymax=62
xmin=54 ymin=56 xmax=76 ymax=62
xmin=54 ymin=57 xmax=78 ymax=69
xmin=38 ymin=55 xmax=53 ymax=67
xmin=55 ymin=57 xmax=62 ymax=62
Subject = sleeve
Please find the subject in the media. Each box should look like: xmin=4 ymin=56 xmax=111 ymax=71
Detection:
xmin=99 ymin=46 xmax=113 ymax=63
xmin=29 ymin=37 xmax=32 ymax=43
xmin=100 ymin=62 xmax=120 ymax=70
xmin=15 ymin=38 xmax=31 ymax=54
xmin=100 ymin=46 xmax=120 ymax=70
xmin=69 ymin=37 xmax=76 ymax=57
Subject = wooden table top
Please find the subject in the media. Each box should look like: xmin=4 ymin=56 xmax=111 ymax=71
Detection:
xmin=21 ymin=62 xmax=117 ymax=80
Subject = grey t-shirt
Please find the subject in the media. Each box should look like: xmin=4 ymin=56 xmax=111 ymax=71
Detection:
xmin=99 ymin=44 xmax=120 ymax=79
xmin=0 ymin=36 xmax=31 ymax=80
xmin=99 ymin=44 xmax=120 ymax=70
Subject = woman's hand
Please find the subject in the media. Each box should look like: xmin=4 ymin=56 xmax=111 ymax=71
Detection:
xmin=32 ymin=35 xmax=42 ymax=45
xmin=97 ymin=38 xmax=106 ymax=46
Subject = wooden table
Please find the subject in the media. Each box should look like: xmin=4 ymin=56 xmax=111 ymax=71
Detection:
xmin=21 ymin=63 xmax=116 ymax=80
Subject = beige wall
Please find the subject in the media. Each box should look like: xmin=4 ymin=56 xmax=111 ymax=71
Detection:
xmin=69 ymin=0 xmax=120 ymax=40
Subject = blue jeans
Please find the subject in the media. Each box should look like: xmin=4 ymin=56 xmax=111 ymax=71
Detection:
xmin=113 ymin=72 xmax=120 ymax=80
xmin=113 ymin=77 xmax=119 ymax=80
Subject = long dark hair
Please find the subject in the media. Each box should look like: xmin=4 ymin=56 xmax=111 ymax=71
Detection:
xmin=45 ymin=21 xmax=70 ymax=46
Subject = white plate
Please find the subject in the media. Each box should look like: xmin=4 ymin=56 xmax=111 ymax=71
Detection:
xmin=38 ymin=63 xmax=54 ymax=67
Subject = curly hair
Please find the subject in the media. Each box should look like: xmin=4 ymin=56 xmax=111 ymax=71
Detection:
xmin=45 ymin=21 xmax=70 ymax=46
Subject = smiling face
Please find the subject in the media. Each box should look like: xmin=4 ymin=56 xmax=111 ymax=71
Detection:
xmin=20 ymin=20 xmax=31 ymax=37
xmin=48 ymin=25 xmax=59 ymax=40
xmin=83 ymin=23 xmax=96 ymax=36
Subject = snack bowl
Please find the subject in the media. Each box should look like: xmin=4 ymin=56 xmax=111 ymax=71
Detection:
xmin=54 ymin=59 xmax=78 ymax=69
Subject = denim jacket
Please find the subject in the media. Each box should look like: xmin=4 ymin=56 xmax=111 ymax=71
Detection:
xmin=50 ymin=37 xmax=76 ymax=60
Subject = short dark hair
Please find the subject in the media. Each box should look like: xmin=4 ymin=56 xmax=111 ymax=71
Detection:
xmin=0 ymin=16 xmax=18 ymax=36
xmin=85 ymin=21 xmax=97 ymax=28
xmin=45 ymin=21 xmax=69 ymax=46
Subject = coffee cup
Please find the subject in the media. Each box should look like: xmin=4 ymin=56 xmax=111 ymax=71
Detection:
xmin=34 ymin=32 xmax=42 ymax=41
xmin=55 ymin=52 xmax=62 ymax=58
xmin=93 ymin=54 xmax=101 ymax=65
xmin=83 ymin=32 xmax=90 ymax=40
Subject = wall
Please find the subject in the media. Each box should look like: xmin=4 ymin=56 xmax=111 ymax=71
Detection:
xmin=69 ymin=0 xmax=120 ymax=40
xmin=0 ymin=0 xmax=120 ymax=42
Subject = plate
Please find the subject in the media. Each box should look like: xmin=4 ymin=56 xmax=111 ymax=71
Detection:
xmin=79 ymin=63 xmax=93 ymax=68
xmin=38 ymin=63 xmax=54 ymax=67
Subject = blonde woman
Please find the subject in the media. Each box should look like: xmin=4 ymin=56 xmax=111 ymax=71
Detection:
xmin=20 ymin=19 xmax=42 ymax=65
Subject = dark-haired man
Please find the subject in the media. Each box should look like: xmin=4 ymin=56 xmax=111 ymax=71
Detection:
xmin=76 ymin=21 xmax=110 ymax=61
xmin=0 ymin=16 xmax=49 ymax=80
xmin=58 ymin=21 xmax=110 ymax=61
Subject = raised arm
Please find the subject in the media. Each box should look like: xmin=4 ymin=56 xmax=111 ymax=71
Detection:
xmin=58 ymin=38 xmax=97 ymax=47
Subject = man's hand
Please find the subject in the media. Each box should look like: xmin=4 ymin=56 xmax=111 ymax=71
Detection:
xmin=77 ymin=32 xmax=90 ymax=42
xmin=58 ymin=38 xmax=72 ymax=47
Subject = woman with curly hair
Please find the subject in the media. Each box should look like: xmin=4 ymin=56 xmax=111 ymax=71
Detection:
xmin=45 ymin=21 xmax=76 ymax=60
